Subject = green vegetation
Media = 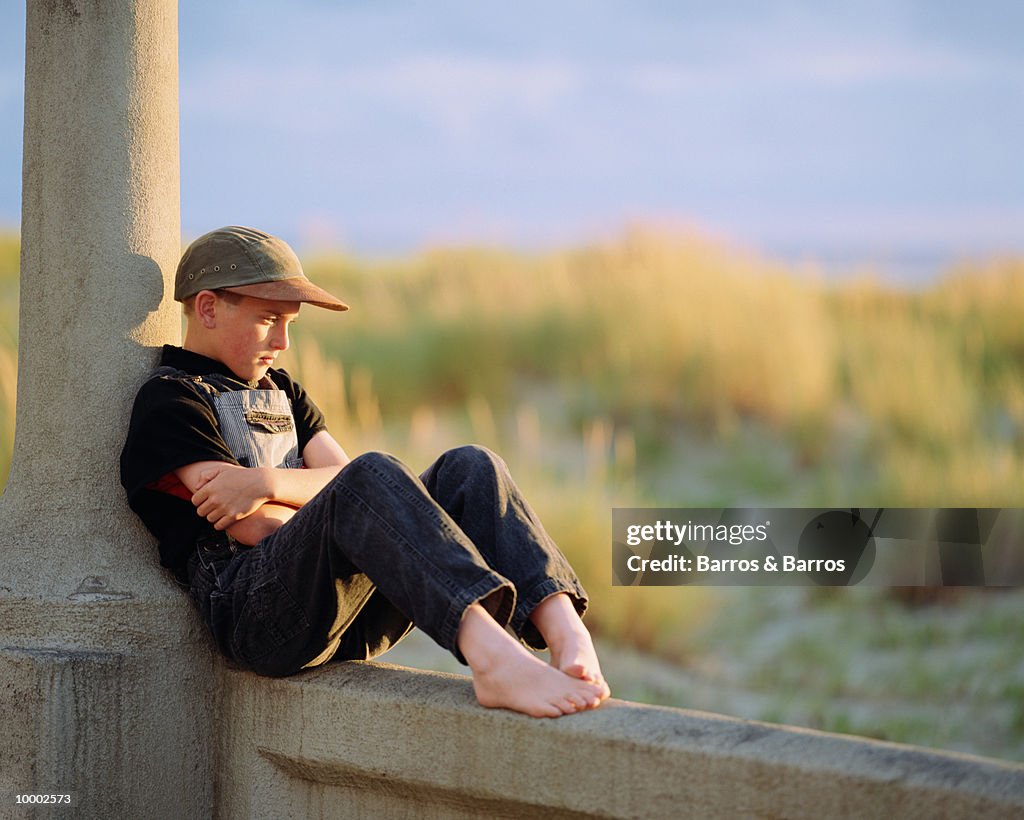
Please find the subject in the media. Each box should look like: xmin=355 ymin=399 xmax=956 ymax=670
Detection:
xmin=686 ymin=586 xmax=1024 ymax=762
xmin=2 ymin=228 xmax=1022 ymax=761
xmin=291 ymin=231 xmax=1024 ymax=509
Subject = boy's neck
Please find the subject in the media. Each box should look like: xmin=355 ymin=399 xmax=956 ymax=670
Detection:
xmin=182 ymin=324 xmax=220 ymax=364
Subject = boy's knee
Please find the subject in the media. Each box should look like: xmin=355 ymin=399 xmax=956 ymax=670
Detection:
xmin=338 ymin=451 xmax=412 ymax=488
xmin=350 ymin=450 xmax=403 ymax=472
xmin=443 ymin=444 xmax=503 ymax=472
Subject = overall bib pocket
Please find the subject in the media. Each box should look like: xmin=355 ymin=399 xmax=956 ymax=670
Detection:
xmin=212 ymin=388 xmax=303 ymax=470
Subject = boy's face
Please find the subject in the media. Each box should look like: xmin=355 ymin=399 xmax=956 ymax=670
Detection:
xmin=207 ymin=294 xmax=302 ymax=381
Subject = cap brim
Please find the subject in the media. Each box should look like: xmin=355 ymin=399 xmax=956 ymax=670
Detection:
xmin=223 ymin=278 xmax=349 ymax=311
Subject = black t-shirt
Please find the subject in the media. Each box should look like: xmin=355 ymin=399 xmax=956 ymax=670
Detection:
xmin=120 ymin=345 xmax=327 ymax=580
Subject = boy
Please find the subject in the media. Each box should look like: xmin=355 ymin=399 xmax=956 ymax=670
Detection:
xmin=120 ymin=226 xmax=610 ymax=718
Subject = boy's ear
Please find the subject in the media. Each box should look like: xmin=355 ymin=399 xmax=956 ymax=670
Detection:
xmin=193 ymin=290 xmax=219 ymax=329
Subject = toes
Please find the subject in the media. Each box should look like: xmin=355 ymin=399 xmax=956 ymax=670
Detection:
xmin=582 ymin=671 xmax=609 ymax=697
xmin=563 ymin=662 xmax=586 ymax=677
xmin=581 ymin=680 xmax=608 ymax=708
xmin=562 ymin=662 xmax=596 ymax=682
xmin=539 ymin=703 xmax=563 ymax=718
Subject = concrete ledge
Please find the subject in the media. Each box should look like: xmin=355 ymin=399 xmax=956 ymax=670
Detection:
xmin=0 ymin=593 xmax=216 ymax=818
xmin=215 ymin=660 xmax=1024 ymax=819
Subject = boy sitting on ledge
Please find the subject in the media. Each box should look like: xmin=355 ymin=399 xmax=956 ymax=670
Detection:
xmin=120 ymin=226 xmax=610 ymax=718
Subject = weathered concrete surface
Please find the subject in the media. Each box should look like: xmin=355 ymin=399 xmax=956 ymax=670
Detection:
xmin=1 ymin=0 xmax=181 ymax=590
xmin=0 ymin=2 xmax=213 ymax=816
xmin=216 ymin=661 xmax=1024 ymax=819
xmin=1 ymin=639 xmax=216 ymax=816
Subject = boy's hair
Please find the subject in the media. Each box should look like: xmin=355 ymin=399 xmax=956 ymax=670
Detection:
xmin=181 ymin=288 xmax=244 ymax=317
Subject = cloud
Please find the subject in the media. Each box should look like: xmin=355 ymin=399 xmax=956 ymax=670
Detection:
xmin=182 ymin=54 xmax=582 ymax=142
xmin=616 ymin=34 xmax=989 ymax=98
xmin=3 ymin=0 xmax=1017 ymax=257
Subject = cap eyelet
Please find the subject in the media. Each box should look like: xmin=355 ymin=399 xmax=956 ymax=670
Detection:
xmin=214 ymin=265 xmax=220 ymax=271
xmin=200 ymin=268 xmax=205 ymax=274
xmin=187 ymin=273 xmax=194 ymax=280
xmin=230 ymin=264 xmax=237 ymax=270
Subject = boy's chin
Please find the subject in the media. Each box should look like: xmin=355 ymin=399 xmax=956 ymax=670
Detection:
xmin=235 ymin=363 xmax=270 ymax=382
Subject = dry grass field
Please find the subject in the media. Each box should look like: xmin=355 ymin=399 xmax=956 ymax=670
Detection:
xmin=1 ymin=230 xmax=1022 ymax=761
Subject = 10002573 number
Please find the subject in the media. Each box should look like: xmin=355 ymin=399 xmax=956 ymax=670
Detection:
xmin=14 ymin=794 xmax=72 ymax=804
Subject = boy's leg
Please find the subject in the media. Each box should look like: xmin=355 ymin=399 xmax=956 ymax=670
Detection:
xmin=330 ymin=588 xmax=416 ymax=663
xmin=418 ymin=446 xmax=586 ymax=648
xmin=195 ymin=448 xmax=608 ymax=714
xmin=419 ymin=445 xmax=609 ymax=695
xmin=210 ymin=451 xmax=516 ymax=676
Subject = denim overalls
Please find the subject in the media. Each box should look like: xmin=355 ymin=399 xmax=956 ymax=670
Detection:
xmin=170 ymin=368 xmax=589 ymax=677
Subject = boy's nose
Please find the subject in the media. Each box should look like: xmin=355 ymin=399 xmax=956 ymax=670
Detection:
xmin=271 ymin=325 xmax=289 ymax=351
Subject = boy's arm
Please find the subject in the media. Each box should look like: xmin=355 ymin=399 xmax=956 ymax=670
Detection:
xmin=302 ymin=429 xmax=351 ymax=469
xmin=223 ymin=502 xmax=296 ymax=546
xmin=174 ymin=460 xmax=299 ymax=545
xmin=181 ymin=431 xmax=351 ymax=533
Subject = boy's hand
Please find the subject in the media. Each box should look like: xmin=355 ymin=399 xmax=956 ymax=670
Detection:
xmin=176 ymin=452 xmax=343 ymax=533
xmin=191 ymin=463 xmax=273 ymax=530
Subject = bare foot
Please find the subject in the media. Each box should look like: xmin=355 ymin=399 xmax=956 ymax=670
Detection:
xmin=458 ymin=604 xmax=606 ymax=718
xmin=550 ymin=630 xmax=606 ymax=684
xmin=529 ymin=593 xmax=611 ymax=701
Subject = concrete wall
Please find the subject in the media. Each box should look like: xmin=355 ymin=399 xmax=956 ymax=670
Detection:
xmin=214 ymin=659 xmax=1024 ymax=819
xmin=5 ymin=0 xmax=181 ymax=589
xmin=0 ymin=2 xmax=216 ymax=816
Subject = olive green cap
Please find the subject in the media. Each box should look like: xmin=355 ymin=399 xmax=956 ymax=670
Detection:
xmin=174 ymin=226 xmax=349 ymax=311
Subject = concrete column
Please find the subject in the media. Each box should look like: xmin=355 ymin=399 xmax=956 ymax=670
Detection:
xmin=0 ymin=2 xmax=213 ymax=816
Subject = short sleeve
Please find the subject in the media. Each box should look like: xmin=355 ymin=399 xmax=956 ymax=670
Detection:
xmin=120 ymin=374 xmax=239 ymax=503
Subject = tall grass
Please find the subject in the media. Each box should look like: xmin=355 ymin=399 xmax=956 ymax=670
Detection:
xmin=2 ymin=230 xmax=1024 ymax=652
xmin=296 ymin=230 xmax=1024 ymax=506
xmin=5 ymin=230 xmax=1023 ymax=760
xmin=290 ymin=231 xmax=1024 ymax=653
xmin=299 ymin=231 xmax=837 ymax=447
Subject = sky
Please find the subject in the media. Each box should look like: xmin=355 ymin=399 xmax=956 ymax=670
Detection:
xmin=1 ymin=1 xmax=1022 ymax=278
